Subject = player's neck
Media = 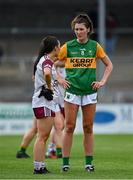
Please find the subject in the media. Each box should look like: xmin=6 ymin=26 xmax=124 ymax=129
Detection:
xmin=77 ymin=38 xmax=89 ymax=44
xmin=48 ymin=53 xmax=56 ymax=62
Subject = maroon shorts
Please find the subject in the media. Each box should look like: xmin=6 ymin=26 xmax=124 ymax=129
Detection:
xmin=33 ymin=107 xmax=55 ymax=119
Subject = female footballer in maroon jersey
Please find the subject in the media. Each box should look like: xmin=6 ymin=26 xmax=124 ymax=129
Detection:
xmin=32 ymin=36 xmax=69 ymax=174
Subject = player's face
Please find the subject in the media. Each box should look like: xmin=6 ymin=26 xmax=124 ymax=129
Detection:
xmin=74 ymin=23 xmax=90 ymax=43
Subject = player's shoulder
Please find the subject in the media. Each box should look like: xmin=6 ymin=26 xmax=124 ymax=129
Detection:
xmin=66 ymin=39 xmax=78 ymax=47
xmin=88 ymin=39 xmax=100 ymax=50
xmin=41 ymin=55 xmax=54 ymax=67
xmin=89 ymin=39 xmax=103 ymax=48
xmin=89 ymin=39 xmax=98 ymax=45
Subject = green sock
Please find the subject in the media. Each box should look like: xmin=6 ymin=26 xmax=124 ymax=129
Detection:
xmin=85 ymin=156 xmax=93 ymax=165
xmin=63 ymin=157 xmax=69 ymax=166
xmin=20 ymin=147 xmax=26 ymax=153
xmin=56 ymin=147 xmax=62 ymax=156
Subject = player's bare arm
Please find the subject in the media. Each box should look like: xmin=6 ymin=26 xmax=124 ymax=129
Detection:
xmin=43 ymin=67 xmax=52 ymax=89
xmin=92 ymin=55 xmax=113 ymax=90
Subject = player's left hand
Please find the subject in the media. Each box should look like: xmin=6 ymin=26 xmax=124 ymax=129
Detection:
xmin=91 ymin=81 xmax=105 ymax=90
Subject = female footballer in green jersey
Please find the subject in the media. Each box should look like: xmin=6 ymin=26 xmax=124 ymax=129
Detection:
xmin=58 ymin=13 xmax=113 ymax=172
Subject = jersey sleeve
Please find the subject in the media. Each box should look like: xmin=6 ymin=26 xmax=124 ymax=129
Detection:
xmin=58 ymin=43 xmax=67 ymax=61
xmin=96 ymin=43 xmax=107 ymax=59
xmin=42 ymin=58 xmax=53 ymax=70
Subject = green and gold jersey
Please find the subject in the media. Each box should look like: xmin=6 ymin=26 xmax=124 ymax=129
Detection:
xmin=58 ymin=39 xmax=106 ymax=95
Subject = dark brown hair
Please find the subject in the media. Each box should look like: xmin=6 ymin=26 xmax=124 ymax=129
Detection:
xmin=71 ymin=13 xmax=94 ymax=35
xmin=33 ymin=36 xmax=59 ymax=75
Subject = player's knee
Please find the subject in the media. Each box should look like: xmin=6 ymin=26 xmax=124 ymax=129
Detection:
xmin=54 ymin=123 xmax=64 ymax=131
xmin=65 ymin=124 xmax=75 ymax=134
xmin=83 ymin=124 xmax=93 ymax=134
xmin=38 ymin=132 xmax=50 ymax=142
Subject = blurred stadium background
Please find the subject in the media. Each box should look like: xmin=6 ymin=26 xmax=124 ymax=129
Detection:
xmin=0 ymin=0 xmax=133 ymax=133
xmin=0 ymin=0 xmax=133 ymax=103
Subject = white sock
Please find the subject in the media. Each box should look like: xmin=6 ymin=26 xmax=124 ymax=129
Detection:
xmin=48 ymin=143 xmax=56 ymax=152
xmin=34 ymin=161 xmax=45 ymax=170
xmin=41 ymin=162 xmax=46 ymax=169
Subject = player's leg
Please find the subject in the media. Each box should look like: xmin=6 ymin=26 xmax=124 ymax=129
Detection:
xmin=54 ymin=110 xmax=64 ymax=158
xmin=82 ymin=103 xmax=96 ymax=172
xmin=33 ymin=116 xmax=53 ymax=174
xmin=45 ymin=127 xmax=57 ymax=159
xmin=46 ymin=109 xmax=64 ymax=158
xmin=16 ymin=117 xmax=37 ymax=158
xmin=62 ymin=101 xmax=79 ymax=171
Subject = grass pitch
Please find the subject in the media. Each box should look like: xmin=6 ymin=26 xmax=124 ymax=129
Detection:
xmin=0 ymin=134 xmax=133 ymax=179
